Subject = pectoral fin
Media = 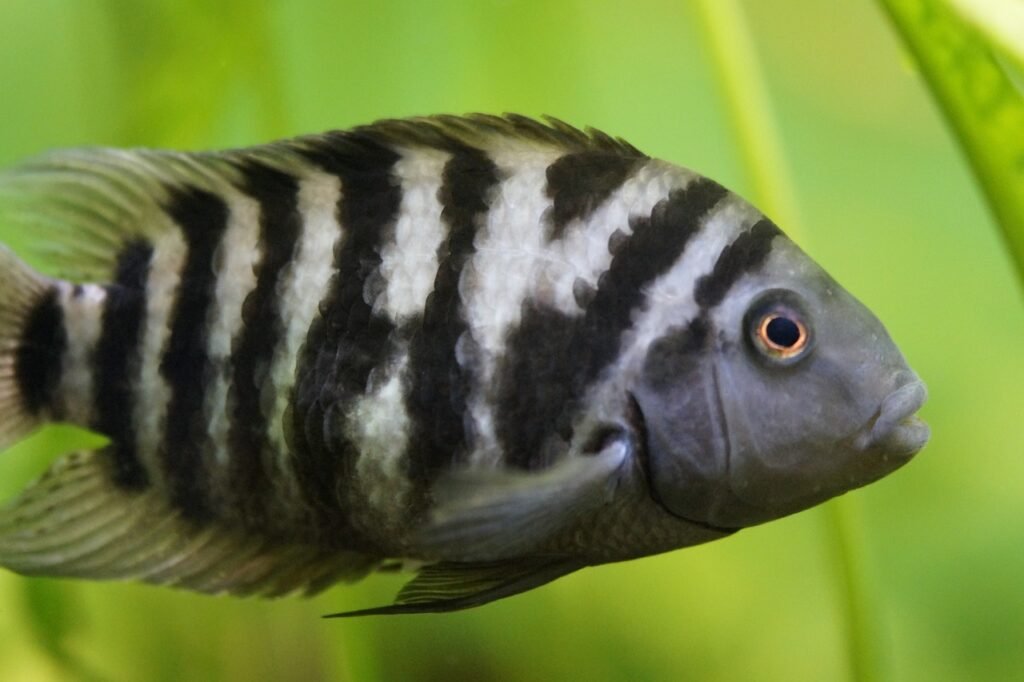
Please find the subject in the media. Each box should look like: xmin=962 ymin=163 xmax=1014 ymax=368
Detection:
xmin=414 ymin=437 xmax=631 ymax=561
xmin=325 ymin=557 xmax=584 ymax=617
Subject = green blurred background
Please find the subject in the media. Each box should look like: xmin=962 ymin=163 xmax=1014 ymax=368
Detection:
xmin=0 ymin=1 xmax=1020 ymax=680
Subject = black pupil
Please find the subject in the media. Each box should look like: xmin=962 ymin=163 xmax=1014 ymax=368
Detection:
xmin=765 ymin=316 xmax=801 ymax=348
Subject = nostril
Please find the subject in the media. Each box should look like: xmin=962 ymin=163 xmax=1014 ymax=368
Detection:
xmin=888 ymin=369 xmax=920 ymax=393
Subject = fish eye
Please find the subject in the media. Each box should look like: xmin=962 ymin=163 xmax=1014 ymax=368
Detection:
xmin=745 ymin=291 xmax=812 ymax=364
xmin=757 ymin=314 xmax=808 ymax=356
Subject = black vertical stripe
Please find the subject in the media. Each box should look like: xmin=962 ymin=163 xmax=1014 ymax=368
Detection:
xmin=640 ymin=316 xmax=712 ymax=391
xmin=495 ymin=179 xmax=728 ymax=469
xmin=160 ymin=186 xmax=230 ymax=520
xmin=545 ymin=150 xmax=644 ymax=241
xmin=404 ymin=146 xmax=500 ymax=482
xmin=16 ymin=287 xmax=66 ymax=416
xmin=225 ymin=161 xmax=302 ymax=522
xmin=94 ymin=239 xmax=154 ymax=489
xmin=639 ymin=216 xmax=781 ymax=380
xmin=694 ymin=218 xmax=782 ymax=310
xmin=290 ymin=132 xmax=401 ymax=545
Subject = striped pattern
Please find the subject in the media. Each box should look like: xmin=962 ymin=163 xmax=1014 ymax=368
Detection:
xmin=290 ymin=131 xmax=402 ymax=545
xmin=627 ymin=211 xmax=784 ymax=384
xmin=494 ymin=178 xmax=728 ymax=469
xmin=15 ymin=287 xmax=65 ymax=416
xmin=544 ymin=149 xmax=645 ymax=241
xmin=403 ymin=145 xmax=500 ymax=482
xmin=694 ymin=218 xmax=782 ymax=309
xmin=133 ymin=227 xmax=187 ymax=495
xmin=264 ymin=170 xmax=343 ymax=522
xmin=93 ymin=240 xmax=153 ymax=488
xmin=53 ymin=284 xmax=106 ymax=426
xmin=159 ymin=186 xmax=231 ymax=519
xmin=23 ymin=117 xmax=785 ymax=555
xmin=224 ymin=161 xmax=302 ymax=524
xmin=199 ymin=186 xmax=262 ymax=479
xmin=349 ymin=148 xmax=448 ymax=526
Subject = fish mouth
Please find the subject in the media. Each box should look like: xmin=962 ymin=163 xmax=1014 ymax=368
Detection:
xmin=857 ymin=376 xmax=930 ymax=457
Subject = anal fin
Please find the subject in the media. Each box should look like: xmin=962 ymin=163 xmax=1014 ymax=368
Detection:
xmin=0 ymin=450 xmax=378 ymax=597
xmin=325 ymin=558 xmax=584 ymax=617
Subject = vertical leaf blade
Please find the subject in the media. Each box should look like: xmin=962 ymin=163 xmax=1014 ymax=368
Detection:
xmin=878 ymin=0 xmax=1024 ymax=288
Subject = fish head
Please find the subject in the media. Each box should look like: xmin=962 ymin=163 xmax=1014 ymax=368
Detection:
xmin=632 ymin=234 xmax=928 ymax=529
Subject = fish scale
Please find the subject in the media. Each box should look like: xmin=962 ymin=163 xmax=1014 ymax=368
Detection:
xmin=0 ymin=115 xmax=928 ymax=614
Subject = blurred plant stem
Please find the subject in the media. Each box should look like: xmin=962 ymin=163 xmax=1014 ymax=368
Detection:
xmin=877 ymin=0 xmax=1024 ymax=290
xmin=692 ymin=1 xmax=882 ymax=680
xmin=690 ymin=0 xmax=801 ymax=239
xmin=823 ymin=498 xmax=885 ymax=682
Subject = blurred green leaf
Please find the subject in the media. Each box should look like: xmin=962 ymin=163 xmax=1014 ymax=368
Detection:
xmin=949 ymin=0 xmax=1024 ymax=75
xmin=878 ymin=0 xmax=1024 ymax=289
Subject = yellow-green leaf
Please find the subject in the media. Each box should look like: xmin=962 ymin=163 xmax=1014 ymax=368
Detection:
xmin=949 ymin=0 xmax=1024 ymax=75
xmin=878 ymin=0 xmax=1024 ymax=288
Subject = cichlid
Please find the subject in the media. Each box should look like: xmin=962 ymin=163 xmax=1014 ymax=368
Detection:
xmin=0 ymin=115 xmax=928 ymax=615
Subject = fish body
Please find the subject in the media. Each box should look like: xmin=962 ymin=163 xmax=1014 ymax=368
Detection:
xmin=0 ymin=115 xmax=928 ymax=614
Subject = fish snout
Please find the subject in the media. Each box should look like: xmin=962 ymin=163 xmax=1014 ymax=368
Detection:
xmin=857 ymin=374 xmax=930 ymax=457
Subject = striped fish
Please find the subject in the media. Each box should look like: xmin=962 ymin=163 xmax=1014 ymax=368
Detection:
xmin=0 ymin=115 xmax=928 ymax=615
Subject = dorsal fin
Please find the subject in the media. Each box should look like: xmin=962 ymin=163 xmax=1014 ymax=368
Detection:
xmin=0 ymin=115 xmax=645 ymax=284
xmin=0 ymin=143 xmax=311 ymax=282
xmin=354 ymin=114 xmax=649 ymax=157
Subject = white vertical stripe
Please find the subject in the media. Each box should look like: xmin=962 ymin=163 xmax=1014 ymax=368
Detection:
xmin=459 ymin=147 xmax=564 ymax=366
xmin=350 ymin=348 xmax=412 ymax=534
xmin=203 ymin=192 xmax=262 ymax=469
xmin=264 ymin=170 xmax=343 ymax=493
xmin=617 ymin=196 xmax=758 ymax=372
xmin=372 ymin=147 xmax=450 ymax=322
xmin=344 ymin=147 xmax=450 ymax=526
xmin=534 ymin=160 xmax=696 ymax=314
xmin=134 ymin=225 xmax=187 ymax=487
xmin=457 ymin=147 xmax=563 ymax=465
xmin=54 ymin=283 xmax=106 ymax=425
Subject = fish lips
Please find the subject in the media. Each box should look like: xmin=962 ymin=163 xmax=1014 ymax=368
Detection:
xmin=856 ymin=376 xmax=930 ymax=458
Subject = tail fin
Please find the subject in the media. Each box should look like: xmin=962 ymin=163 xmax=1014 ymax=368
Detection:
xmin=0 ymin=247 xmax=56 ymax=450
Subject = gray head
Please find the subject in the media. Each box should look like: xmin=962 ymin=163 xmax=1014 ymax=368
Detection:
xmin=632 ymin=221 xmax=928 ymax=529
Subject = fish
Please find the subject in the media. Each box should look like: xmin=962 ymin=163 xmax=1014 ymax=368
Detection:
xmin=0 ymin=114 xmax=929 ymax=616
